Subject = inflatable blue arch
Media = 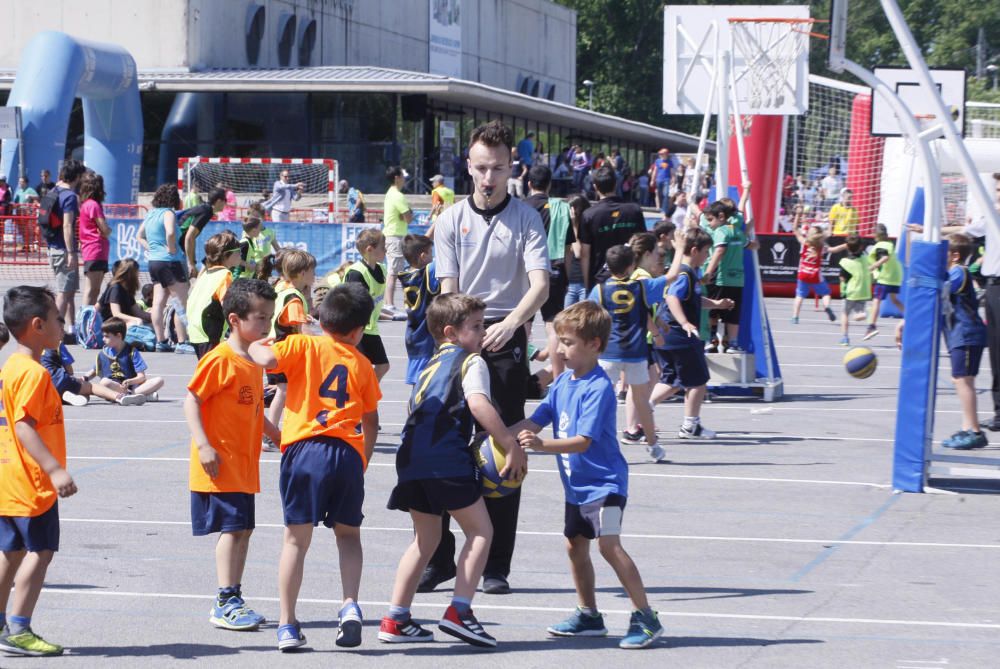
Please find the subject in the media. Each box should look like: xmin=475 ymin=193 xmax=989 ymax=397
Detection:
xmin=0 ymin=31 xmax=142 ymax=204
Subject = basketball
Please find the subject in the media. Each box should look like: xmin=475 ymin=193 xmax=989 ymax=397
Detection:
xmin=843 ymin=347 xmax=878 ymax=379
xmin=473 ymin=432 xmax=524 ymax=499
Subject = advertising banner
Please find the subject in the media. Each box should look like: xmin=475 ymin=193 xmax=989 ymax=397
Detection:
xmin=429 ymin=0 xmax=462 ymax=77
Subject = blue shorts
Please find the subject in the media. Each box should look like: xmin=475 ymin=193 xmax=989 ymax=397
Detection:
xmin=795 ymin=279 xmax=831 ymax=298
xmin=280 ymin=436 xmax=365 ymax=528
xmin=950 ymin=345 xmax=984 ymax=378
xmin=0 ymin=503 xmax=59 ymax=552
xmin=662 ymin=345 xmax=710 ymax=388
xmin=874 ymin=283 xmax=901 ymax=300
xmin=190 ymin=492 xmax=255 ymax=536
xmin=405 ymin=355 xmax=431 ymax=385
xmin=653 ymin=347 xmax=678 ymax=387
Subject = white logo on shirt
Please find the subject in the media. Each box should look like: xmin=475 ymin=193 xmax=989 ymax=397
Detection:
xmin=558 ymin=411 xmax=570 ymax=436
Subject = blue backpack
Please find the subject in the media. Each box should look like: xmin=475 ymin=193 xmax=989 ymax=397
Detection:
xmin=75 ymin=305 xmax=103 ymax=349
xmin=125 ymin=325 xmax=157 ymax=352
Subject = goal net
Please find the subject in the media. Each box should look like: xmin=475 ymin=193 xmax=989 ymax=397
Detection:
xmin=177 ymin=157 xmax=338 ymax=222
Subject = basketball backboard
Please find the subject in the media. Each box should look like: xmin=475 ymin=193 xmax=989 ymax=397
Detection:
xmin=663 ymin=4 xmax=812 ymax=116
xmin=870 ymin=67 xmax=966 ymax=137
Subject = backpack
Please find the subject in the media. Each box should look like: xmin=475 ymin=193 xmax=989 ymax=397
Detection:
xmin=125 ymin=325 xmax=157 ymax=352
xmin=75 ymin=305 xmax=103 ymax=349
xmin=37 ymin=186 xmax=63 ymax=240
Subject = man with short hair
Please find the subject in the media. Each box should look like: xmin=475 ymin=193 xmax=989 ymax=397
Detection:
xmin=267 ymin=169 xmax=304 ymax=222
xmin=429 ymin=174 xmax=455 ymax=225
xmin=579 ymin=164 xmax=648 ymax=292
xmin=340 ymin=179 xmax=366 ymax=223
xmin=45 ymin=159 xmax=87 ymax=333
xmin=35 ymin=169 xmax=55 ymax=199
xmin=182 ymin=188 xmax=229 ymax=278
xmin=382 ymin=166 xmax=412 ymax=314
xmin=422 ymin=120 xmax=550 ymax=596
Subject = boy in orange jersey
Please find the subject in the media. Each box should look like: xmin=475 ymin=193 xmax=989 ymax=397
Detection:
xmin=248 ymin=281 xmax=381 ymax=652
xmin=184 ymin=279 xmax=280 ymax=632
xmin=263 ymin=249 xmax=316 ymax=452
xmin=0 ymin=287 xmax=78 ymax=657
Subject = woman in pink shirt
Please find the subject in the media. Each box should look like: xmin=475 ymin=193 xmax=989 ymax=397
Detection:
xmin=78 ymin=171 xmax=112 ymax=305
xmin=217 ymin=181 xmax=237 ymax=221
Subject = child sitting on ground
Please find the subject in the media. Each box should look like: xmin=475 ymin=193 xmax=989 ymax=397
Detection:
xmin=513 ymin=300 xmax=663 ymax=650
xmin=380 ymin=293 xmax=526 ymax=648
xmin=187 ymin=231 xmax=242 ymax=359
xmin=87 ymin=317 xmax=164 ymax=403
xmin=397 ymin=233 xmax=440 ymax=385
xmin=344 ymin=228 xmax=391 ymax=381
xmin=41 ymin=342 xmax=142 ymax=407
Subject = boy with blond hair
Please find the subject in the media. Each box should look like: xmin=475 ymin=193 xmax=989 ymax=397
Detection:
xmin=0 ymin=286 xmax=78 ymax=657
xmin=514 ymin=301 xmax=663 ymax=649
xmin=249 ymin=282 xmax=381 ymax=652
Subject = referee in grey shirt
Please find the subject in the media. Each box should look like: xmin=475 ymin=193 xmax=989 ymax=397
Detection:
xmin=420 ymin=120 xmax=550 ymax=595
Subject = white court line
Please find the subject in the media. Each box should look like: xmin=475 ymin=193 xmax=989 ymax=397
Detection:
xmin=65 ymin=456 xmax=892 ymax=488
xmin=59 ymin=518 xmax=999 ymax=550
xmin=38 ymin=587 xmax=1000 ymax=630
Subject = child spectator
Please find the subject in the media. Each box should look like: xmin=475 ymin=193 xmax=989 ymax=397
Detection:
xmin=187 ymin=231 xmax=242 ymax=358
xmin=184 ymin=278 xmax=280 ymax=631
xmin=397 ymin=234 xmax=440 ymax=385
xmin=264 ymin=250 xmax=316 ymax=452
xmin=343 ymin=228 xmax=390 ymax=381
xmin=656 ymin=228 xmax=734 ymax=439
xmin=41 ymin=342 xmax=140 ymax=407
xmin=791 ymin=206 xmax=843 ymax=324
xmin=240 ymin=213 xmax=281 ymax=278
xmin=703 ymin=195 xmax=748 ymax=354
xmin=513 ymin=301 xmax=663 ymax=650
xmin=379 ymin=293 xmax=526 ymax=648
xmin=88 ymin=317 xmax=164 ymax=403
xmin=588 ymin=245 xmax=662 ymax=461
xmin=838 ymin=234 xmax=872 ymax=346
xmin=248 ymin=282 xmax=381 ymax=652
xmin=138 ymin=283 xmax=154 ymax=313
xmin=866 ymin=223 xmax=904 ymax=340
xmin=0 ymin=286 xmax=78 ymax=656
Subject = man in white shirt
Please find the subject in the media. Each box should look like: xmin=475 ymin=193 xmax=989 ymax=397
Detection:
xmin=266 ymin=169 xmax=303 ymax=222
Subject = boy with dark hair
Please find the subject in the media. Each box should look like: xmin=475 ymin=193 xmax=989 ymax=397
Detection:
xmin=380 ymin=293 xmax=526 ymax=648
xmin=579 ymin=165 xmax=647 ymax=291
xmin=398 ymin=234 xmax=440 ymax=385
xmin=657 ymin=229 xmax=735 ymax=439
xmin=0 ymin=286 xmax=78 ymax=656
xmin=344 ymin=228 xmax=391 ymax=381
xmin=514 ymin=300 xmax=663 ymax=650
xmin=588 ymin=245 xmax=662 ymax=461
xmin=865 ymin=223 xmax=904 ymax=341
xmin=89 ymin=317 xmax=164 ymax=403
xmin=838 ymin=234 xmax=873 ymax=346
xmin=185 ymin=278 xmax=280 ymax=631
xmin=703 ymin=196 xmax=748 ymax=354
xmin=46 ymin=159 xmax=87 ymax=334
xmin=182 ymin=187 xmax=228 ymax=278
xmin=248 ymin=282 xmax=381 ymax=652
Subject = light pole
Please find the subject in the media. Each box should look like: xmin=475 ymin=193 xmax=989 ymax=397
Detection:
xmin=988 ymin=64 xmax=999 ymax=91
xmin=582 ymin=79 xmax=594 ymax=110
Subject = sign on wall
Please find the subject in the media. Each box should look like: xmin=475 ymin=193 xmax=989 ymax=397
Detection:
xmin=429 ymin=0 xmax=462 ymax=78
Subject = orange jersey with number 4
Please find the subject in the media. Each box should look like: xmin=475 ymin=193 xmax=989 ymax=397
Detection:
xmin=269 ymin=334 xmax=381 ymax=464
xmin=0 ymin=353 xmax=67 ymax=517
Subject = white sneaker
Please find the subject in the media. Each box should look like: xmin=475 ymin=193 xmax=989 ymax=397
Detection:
xmin=646 ymin=443 xmax=667 ymax=462
xmin=62 ymin=391 xmax=88 ymax=407
xmin=678 ymin=423 xmax=716 ymax=439
xmin=117 ymin=393 xmax=146 ymax=406
xmin=146 ymin=391 xmax=159 ymax=402
xmin=262 ymin=437 xmax=280 ymax=452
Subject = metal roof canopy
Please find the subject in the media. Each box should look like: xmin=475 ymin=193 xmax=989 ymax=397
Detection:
xmin=0 ymin=65 xmax=710 ymax=152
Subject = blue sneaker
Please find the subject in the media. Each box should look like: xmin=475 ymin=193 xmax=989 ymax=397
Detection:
xmin=277 ymin=622 xmax=307 ymax=651
xmin=232 ymin=594 xmax=266 ymax=626
xmin=209 ymin=596 xmax=260 ymax=631
xmin=947 ymin=430 xmax=988 ymax=450
xmin=791 ymin=316 xmax=799 ymax=324
xmin=546 ymin=608 xmax=608 ymax=637
xmin=336 ymin=603 xmax=363 ymax=648
xmin=175 ymin=341 xmax=196 ymax=355
xmin=839 ymin=336 xmax=850 ymax=347
xmin=155 ymin=340 xmax=174 ymax=353
xmin=619 ymin=609 xmax=663 ymax=649
xmin=941 ymin=430 xmax=969 ymax=449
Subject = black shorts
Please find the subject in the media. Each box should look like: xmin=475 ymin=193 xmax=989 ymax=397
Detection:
xmin=266 ymin=372 xmax=288 ymax=385
xmin=709 ymin=285 xmax=743 ymax=325
xmin=387 ymin=476 xmax=483 ymax=515
xmin=653 ymin=347 xmax=678 ymax=387
xmin=358 ymin=333 xmax=389 ymax=366
xmin=148 ymin=260 xmax=188 ymax=289
xmin=663 ymin=345 xmax=710 ymax=388
xmin=564 ymin=494 xmax=626 ymax=539
xmin=83 ymin=259 xmax=109 ymax=273
xmin=540 ymin=263 xmax=568 ymax=322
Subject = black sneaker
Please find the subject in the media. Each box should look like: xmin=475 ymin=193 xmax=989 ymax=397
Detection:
xmin=481 ymin=575 xmax=510 ymax=595
xmin=622 ymin=427 xmax=645 ymax=444
xmin=438 ymin=606 xmax=497 ymax=648
xmin=416 ymin=566 xmax=456 ymax=593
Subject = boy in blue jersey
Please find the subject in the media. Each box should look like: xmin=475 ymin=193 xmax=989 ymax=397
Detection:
xmin=88 ymin=318 xmax=164 ymax=403
xmin=397 ymin=234 xmax=440 ymax=385
xmin=587 ymin=245 xmax=662 ymax=461
xmin=656 ymin=228 xmax=734 ymax=439
xmin=380 ymin=293 xmax=526 ymax=648
xmin=513 ymin=300 xmax=663 ymax=650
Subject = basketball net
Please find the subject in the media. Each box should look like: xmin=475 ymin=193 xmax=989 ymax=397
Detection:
xmin=903 ymin=113 xmax=938 ymax=156
xmin=728 ymin=18 xmax=820 ymax=111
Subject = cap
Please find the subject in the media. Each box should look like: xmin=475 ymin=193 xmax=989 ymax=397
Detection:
xmin=431 ymin=174 xmax=445 ymax=184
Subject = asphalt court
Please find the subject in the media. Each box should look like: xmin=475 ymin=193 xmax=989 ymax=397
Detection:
xmin=1 ymin=297 xmax=999 ymax=668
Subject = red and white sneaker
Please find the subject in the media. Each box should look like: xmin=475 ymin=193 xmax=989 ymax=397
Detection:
xmin=438 ymin=606 xmax=497 ymax=648
xmin=377 ymin=616 xmax=435 ymax=643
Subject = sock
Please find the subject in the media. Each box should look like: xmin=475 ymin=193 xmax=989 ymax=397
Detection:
xmin=217 ymin=585 xmax=239 ymax=604
xmin=578 ymin=606 xmax=599 ymax=618
xmin=388 ymin=605 xmax=410 ymax=621
xmin=450 ymin=596 xmax=472 ymax=614
xmin=8 ymin=615 xmax=29 ymax=635
xmin=683 ymin=415 xmax=699 ymax=429
xmin=637 ymin=606 xmax=654 ymax=617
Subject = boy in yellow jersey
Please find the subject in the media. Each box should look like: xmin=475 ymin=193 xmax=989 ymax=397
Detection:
xmin=249 ymin=282 xmax=381 ymax=652
xmin=838 ymin=234 xmax=873 ymax=346
xmin=185 ymin=278 xmax=279 ymax=631
xmin=263 ymin=250 xmax=315 ymax=452
xmin=187 ymin=231 xmax=242 ymax=358
xmin=344 ymin=228 xmax=390 ymax=380
xmin=865 ymin=224 xmax=904 ymax=341
xmin=0 ymin=287 xmax=78 ymax=657
xmin=240 ymin=214 xmax=281 ymax=278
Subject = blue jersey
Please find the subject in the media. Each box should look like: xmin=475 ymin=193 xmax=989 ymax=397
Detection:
xmin=588 ymin=277 xmax=651 ymax=361
xmin=659 ymin=264 xmax=703 ymax=350
xmin=96 ymin=344 xmax=147 ymax=383
xmin=945 ymin=266 xmax=986 ymax=349
xmin=529 ymin=365 xmax=628 ymax=504
xmin=400 ymin=262 xmax=441 ymax=361
xmin=397 ymin=343 xmax=480 ymax=482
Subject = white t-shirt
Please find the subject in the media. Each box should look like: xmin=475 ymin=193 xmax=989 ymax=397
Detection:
xmin=821 ymin=175 xmax=842 ymax=199
xmin=671 ymin=205 xmax=688 ymax=229
xmin=961 ymin=173 xmax=1000 ymax=276
xmin=461 ymin=355 xmax=491 ymax=399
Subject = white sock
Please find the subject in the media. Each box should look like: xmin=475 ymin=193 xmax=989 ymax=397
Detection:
xmin=683 ymin=416 xmax=699 ymax=429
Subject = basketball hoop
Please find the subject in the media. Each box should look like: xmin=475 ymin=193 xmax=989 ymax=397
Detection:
xmin=903 ymin=113 xmax=937 ymax=156
xmin=729 ymin=18 xmax=827 ymax=111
